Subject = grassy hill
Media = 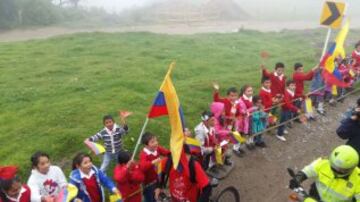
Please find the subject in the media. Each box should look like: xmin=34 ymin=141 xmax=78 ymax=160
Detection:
xmin=0 ymin=29 xmax=355 ymax=177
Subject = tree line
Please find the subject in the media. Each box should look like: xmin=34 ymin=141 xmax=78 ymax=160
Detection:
xmin=0 ymin=0 xmax=121 ymax=30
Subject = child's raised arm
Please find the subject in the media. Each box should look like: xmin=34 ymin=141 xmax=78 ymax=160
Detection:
xmin=261 ymin=64 xmax=272 ymax=78
xmin=119 ymin=110 xmax=132 ymax=127
xmin=87 ymin=132 xmax=103 ymax=142
xmin=213 ymin=82 xmax=220 ymax=92
xmin=213 ymin=84 xmax=226 ymax=103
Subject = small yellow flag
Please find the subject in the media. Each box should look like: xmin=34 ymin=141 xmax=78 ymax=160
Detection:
xmin=215 ymin=146 xmax=223 ymax=165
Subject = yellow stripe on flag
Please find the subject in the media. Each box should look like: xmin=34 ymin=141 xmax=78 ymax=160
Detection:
xmin=305 ymin=98 xmax=313 ymax=114
xmin=325 ymin=19 xmax=350 ymax=73
xmin=334 ymin=19 xmax=349 ymax=58
xmin=232 ymin=131 xmax=247 ymax=144
xmin=185 ymin=137 xmax=201 ymax=147
xmin=109 ymin=193 xmax=123 ymax=202
xmin=215 ymin=146 xmax=223 ymax=165
xmin=159 ymin=62 xmax=185 ymax=169
xmin=331 ymin=85 xmax=338 ymax=96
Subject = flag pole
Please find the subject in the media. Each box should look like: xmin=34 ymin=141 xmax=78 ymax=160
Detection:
xmin=130 ymin=61 xmax=176 ymax=160
xmin=321 ymin=28 xmax=332 ymax=58
xmin=131 ymin=117 xmax=149 ymax=160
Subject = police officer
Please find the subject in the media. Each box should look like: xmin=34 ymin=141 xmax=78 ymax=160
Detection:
xmin=289 ymin=145 xmax=360 ymax=202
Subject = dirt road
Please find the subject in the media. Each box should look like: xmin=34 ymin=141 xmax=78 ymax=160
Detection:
xmin=0 ymin=20 xmax=325 ymax=42
xmin=213 ymin=94 xmax=359 ymax=202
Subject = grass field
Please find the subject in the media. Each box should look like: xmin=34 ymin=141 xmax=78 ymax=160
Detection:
xmin=0 ymin=29 xmax=356 ymax=177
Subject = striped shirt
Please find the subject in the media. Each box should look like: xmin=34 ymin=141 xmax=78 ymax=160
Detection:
xmin=89 ymin=124 xmax=128 ymax=153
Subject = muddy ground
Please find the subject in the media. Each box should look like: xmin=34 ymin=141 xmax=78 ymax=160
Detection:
xmin=212 ymin=93 xmax=360 ymax=202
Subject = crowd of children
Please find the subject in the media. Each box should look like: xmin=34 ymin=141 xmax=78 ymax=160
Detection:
xmin=1 ymin=42 xmax=360 ymax=202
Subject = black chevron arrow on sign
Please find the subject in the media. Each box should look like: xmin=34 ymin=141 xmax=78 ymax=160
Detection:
xmin=322 ymin=2 xmax=341 ymax=25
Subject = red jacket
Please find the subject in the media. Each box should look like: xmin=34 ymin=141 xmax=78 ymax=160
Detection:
xmin=213 ymin=92 xmax=240 ymax=127
xmin=240 ymin=95 xmax=253 ymax=109
xmin=139 ymin=146 xmax=170 ymax=185
xmin=205 ymin=128 xmax=219 ymax=148
xmin=338 ymin=64 xmax=355 ymax=84
xmin=114 ymin=163 xmax=144 ymax=202
xmin=213 ymin=92 xmax=238 ymax=117
xmin=161 ymin=153 xmax=209 ymax=202
xmin=282 ymin=89 xmax=299 ymax=113
xmin=352 ymin=50 xmax=360 ymax=68
xmin=4 ymin=185 xmax=31 ymax=202
xmin=293 ymin=70 xmax=314 ymax=98
xmin=259 ymin=88 xmax=273 ymax=112
xmin=262 ymin=69 xmax=286 ymax=97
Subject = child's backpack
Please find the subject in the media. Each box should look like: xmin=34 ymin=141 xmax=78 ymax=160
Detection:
xmin=159 ymin=154 xmax=197 ymax=188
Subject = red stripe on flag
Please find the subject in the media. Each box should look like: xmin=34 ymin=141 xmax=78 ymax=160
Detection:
xmin=322 ymin=70 xmax=350 ymax=88
xmin=148 ymin=105 xmax=168 ymax=118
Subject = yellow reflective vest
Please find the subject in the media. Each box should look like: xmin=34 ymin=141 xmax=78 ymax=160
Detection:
xmin=302 ymin=158 xmax=360 ymax=202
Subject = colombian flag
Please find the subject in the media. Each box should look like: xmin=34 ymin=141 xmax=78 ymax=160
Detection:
xmin=148 ymin=62 xmax=185 ymax=169
xmin=321 ymin=20 xmax=350 ymax=88
xmin=84 ymin=140 xmax=106 ymax=155
xmin=56 ymin=184 xmax=78 ymax=202
xmin=155 ymin=159 xmax=164 ymax=180
xmin=185 ymin=137 xmax=201 ymax=154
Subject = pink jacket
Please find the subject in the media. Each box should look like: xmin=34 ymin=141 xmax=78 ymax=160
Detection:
xmin=210 ymin=102 xmax=230 ymax=141
xmin=235 ymin=98 xmax=256 ymax=135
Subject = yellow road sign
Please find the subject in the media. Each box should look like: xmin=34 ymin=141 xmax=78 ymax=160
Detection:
xmin=320 ymin=1 xmax=346 ymax=29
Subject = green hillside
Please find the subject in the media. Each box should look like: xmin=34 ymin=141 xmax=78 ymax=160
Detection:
xmin=0 ymin=29 xmax=353 ymax=176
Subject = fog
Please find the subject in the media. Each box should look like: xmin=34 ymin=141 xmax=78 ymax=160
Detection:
xmin=80 ymin=0 xmax=360 ymax=21
xmin=2 ymin=0 xmax=359 ymax=34
xmin=79 ymin=0 xmax=158 ymax=13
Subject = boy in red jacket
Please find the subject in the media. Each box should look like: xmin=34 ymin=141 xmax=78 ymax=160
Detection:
xmin=351 ymin=41 xmax=360 ymax=73
xmin=276 ymin=80 xmax=301 ymax=142
xmin=213 ymin=83 xmax=239 ymax=130
xmin=292 ymin=63 xmax=318 ymax=108
xmin=259 ymin=77 xmax=280 ymax=113
xmin=0 ymin=166 xmax=31 ymax=202
xmin=261 ymin=62 xmax=287 ymax=98
xmin=155 ymin=145 xmax=211 ymax=202
xmin=259 ymin=77 xmax=280 ymax=127
xmin=114 ymin=151 xmax=144 ymax=202
xmin=139 ymin=132 xmax=170 ymax=202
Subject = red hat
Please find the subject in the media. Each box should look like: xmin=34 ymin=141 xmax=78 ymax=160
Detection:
xmin=0 ymin=166 xmax=18 ymax=180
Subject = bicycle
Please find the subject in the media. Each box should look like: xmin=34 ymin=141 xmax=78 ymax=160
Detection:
xmin=157 ymin=185 xmax=240 ymax=202
xmin=212 ymin=186 xmax=240 ymax=202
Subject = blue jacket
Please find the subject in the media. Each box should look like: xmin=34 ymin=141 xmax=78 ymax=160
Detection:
xmin=252 ymin=110 xmax=268 ymax=134
xmin=310 ymin=69 xmax=324 ymax=92
xmin=336 ymin=117 xmax=360 ymax=161
xmin=69 ymin=166 xmax=116 ymax=202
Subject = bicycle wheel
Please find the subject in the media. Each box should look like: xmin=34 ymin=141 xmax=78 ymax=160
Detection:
xmin=214 ymin=186 xmax=240 ymax=202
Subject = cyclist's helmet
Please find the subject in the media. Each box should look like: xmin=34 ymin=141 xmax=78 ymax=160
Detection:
xmin=330 ymin=145 xmax=359 ymax=177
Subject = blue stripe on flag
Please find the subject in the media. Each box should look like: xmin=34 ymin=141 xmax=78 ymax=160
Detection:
xmin=333 ymin=68 xmax=343 ymax=80
xmin=153 ymin=92 xmax=166 ymax=106
xmin=179 ymin=105 xmax=186 ymax=130
xmin=328 ymin=43 xmax=336 ymax=54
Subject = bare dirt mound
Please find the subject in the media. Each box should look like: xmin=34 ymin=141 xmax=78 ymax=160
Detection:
xmin=213 ymin=93 xmax=359 ymax=202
